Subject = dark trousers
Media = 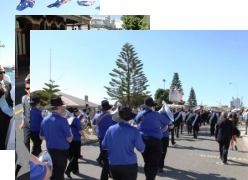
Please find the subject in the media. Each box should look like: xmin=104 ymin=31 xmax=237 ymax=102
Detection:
xmin=0 ymin=115 xmax=10 ymax=150
xmin=142 ymin=137 xmax=162 ymax=180
xmin=30 ymin=131 xmax=42 ymax=156
xmin=98 ymin=137 xmax=104 ymax=161
xmin=210 ymin=124 xmax=215 ymax=135
xmin=170 ymin=128 xmax=175 ymax=144
xmin=180 ymin=122 xmax=183 ymax=134
xmin=99 ymin=137 xmax=110 ymax=180
xmin=66 ymin=141 xmax=81 ymax=173
xmin=110 ymin=164 xmax=137 ymax=180
xmin=48 ymin=149 xmax=69 ymax=180
xmin=218 ymin=141 xmax=230 ymax=163
xmin=187 ymin=123 xmax=192 ymax=134
xmin=174 ymin=124 xmax=179 ymax=138
xmin=159 ymin=137 xmax=169 ymax=169
xmin=193 ymin=126 xmax=199 ymax=138
xmin=24 ymin=126 xmax=30 ymax=152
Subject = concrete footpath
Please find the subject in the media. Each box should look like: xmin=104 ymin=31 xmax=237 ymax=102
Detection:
xmin=237 ymin=122 xmax=248 ymax=154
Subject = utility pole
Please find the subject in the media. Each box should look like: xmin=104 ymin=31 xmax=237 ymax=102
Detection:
xmin=163 ymin=79 xmax=166 ymax=90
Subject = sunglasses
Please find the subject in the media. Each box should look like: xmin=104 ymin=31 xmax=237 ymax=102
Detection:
xmin=25 ymin=88 xmax=30 ymax=90
xmin=0 ymin=71 xmax=5 ymax=74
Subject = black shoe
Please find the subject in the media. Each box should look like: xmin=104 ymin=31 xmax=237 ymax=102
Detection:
xmin=235 ymin=145 xmax=238 ymax=151
xmin=65 ymin=171 xmax=72 ymax=179
xmin=79 ymin=155 xmax=83 ymax=159
xmin=172 ymin=142 xmax=176 ymax=145
xmin=158 ymin=168 xmax=164 ymax=172
xmin=96 ymin=158 xmax=103 ymax=167
xmin=72 ymin=171 xmax=79 ymax=175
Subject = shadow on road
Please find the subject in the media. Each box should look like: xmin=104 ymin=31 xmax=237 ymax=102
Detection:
xmin=171 ymin=144 xmax=219 ymax=153
xmin=156 ymin=166 xmax=237 ymax=180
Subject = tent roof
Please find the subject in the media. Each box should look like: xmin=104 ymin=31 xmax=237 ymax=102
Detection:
xmin=57 ymin=92 xmax=99 ymax=108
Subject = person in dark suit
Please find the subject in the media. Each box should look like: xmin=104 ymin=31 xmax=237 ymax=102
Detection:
xmin=191 ymin=110 xmax=201 ymax=139
xmin=185 ymin=110 xmax=193 ymax=134
xmin=215 ymin=111 xmax=233 ymax=164
xmin=0 ymin=66 xmax=13 ymax=150
xmin=208 ymin=110 xmax=218 ymax=135
xmin=174 ymin=108 xmax=183 ymax=138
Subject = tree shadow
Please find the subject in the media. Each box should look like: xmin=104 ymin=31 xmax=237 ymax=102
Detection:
xmin=172 ymin=144 xmax=219 ymax=152
xmin=79 ymin=158 xmax=101 ymax=167
xmin=73 ymin=173 xmax=99 ymax=180
xmin=157 ymin=166 xmax=237 ymax=180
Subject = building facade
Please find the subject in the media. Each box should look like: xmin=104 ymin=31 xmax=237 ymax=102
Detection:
xmin=15 ymin=15 xmax=91 ymax=68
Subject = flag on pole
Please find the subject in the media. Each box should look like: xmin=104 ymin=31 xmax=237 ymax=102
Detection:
xmin=95 ymin=6 xmax=100 ymax=10
xmin=77 ymin=1 xmax=95 ymax=6
xmin=16 ymin=0 xmax=35 ymax=11
xmin=47 ymin=0 xmax=71 ymax=8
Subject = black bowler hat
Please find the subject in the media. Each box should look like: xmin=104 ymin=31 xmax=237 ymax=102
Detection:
xmin=142 ymin=97 xmax=157 ymax=109
xmin=30 ymin=97 xmax=41 ymax=104
xmin=73 ymin=107 xmax=79 ymax=112
xmin=45 ymin=97 xmax=64 ymax=109
xmin=112 ymin=105 xmax=137 ymax=123
xmin=66 ymin=106 xmax=74 ymax=113
xmin=100 ymin=100 xmax=113 ymax=111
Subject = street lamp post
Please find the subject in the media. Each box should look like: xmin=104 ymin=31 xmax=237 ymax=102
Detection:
xmin=229 ymin=83 xmax=239 ymax=109
xmin=163 ymin=79 xmax=166 ymax=90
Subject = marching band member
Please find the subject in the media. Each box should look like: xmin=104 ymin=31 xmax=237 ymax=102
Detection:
xmin=134 ymin=97 xmax=172 ymax=180
xmin=65 ymin=107 xmax=87 ymax=178
xmin=158 ymin=106 xmax=174 ymax=172
xmin=102 ymin=105 xmax=145 ymax=180
xmin=40 ymin=97 xmax=73 ymax=180
xmin=173 ymin=108 xmax=183 ymax=138
xmin=92 ymin=100 xmax=117 ymax=180
xmin=208 ymin=110 xmax=218 ymax=136
xmin=185 ymin=110 xmax=193 ymax=134
xmin=30 ymin=97 xmax=43 ymax=156
xmin=191 ymin=110 xmax=201 ymax=139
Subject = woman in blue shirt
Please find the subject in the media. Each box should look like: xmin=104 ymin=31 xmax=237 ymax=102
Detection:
xmin=65 ymin=107 xmax=86 ymax=179
xmin=102 ymin=105 xmax=145 ymax=180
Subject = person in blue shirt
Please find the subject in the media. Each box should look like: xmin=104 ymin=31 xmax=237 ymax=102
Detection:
xmin=134 ymin=97 xmax=172 ymax=180
xmin=30 ymin=97 xmax=43 ymax=156
xmin=40 ymin=97 xmax=73 ymax=180
xmin=65 ymin=107 xmax=86 ymax=179
xmin=30 ymin=154 xmax=52 ymax=180
xmin=102 ymin=105 xmax=145 ymax=180
xmin=92 ymin=100 xmax=117 ymax=180
xmin=158 ymin=115 xmax=174 ymax=172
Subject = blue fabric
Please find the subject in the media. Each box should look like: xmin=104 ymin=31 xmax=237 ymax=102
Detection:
xmin=47 ymin=0 xmax=70 ymax=8
xmin=30 ymin=161 xmax=47 ymax=180
xmin=77 ymin=1 xmax=95 ymax=6
xmin=70 ymin=117 xmax=83 ymax=141
xmin=92 ymin=112 xmax=117 ymax=138
xmin=16 ymin=0 xmax=35 ymax=11
xmin=162 ymin=123 xmax=174 ymax=137
xmin=40 ymin=112 xmax=71 ymax=150
xmin=30 ymin=108 xmax=43 ymax=132
xmin=134 ymin=109 xmax=171 ymax=139
xmin=102 ymin=123 xmax=145 ymax=165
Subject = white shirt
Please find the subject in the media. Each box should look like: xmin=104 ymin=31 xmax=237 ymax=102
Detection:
xmin=4 ymin=74 xmax=11 ymax=83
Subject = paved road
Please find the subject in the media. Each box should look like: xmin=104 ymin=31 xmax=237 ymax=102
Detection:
xmin=16 ymin=85 xmax=30 ymax=180
xmin=67 ymin=125 xmax=248 ymax=180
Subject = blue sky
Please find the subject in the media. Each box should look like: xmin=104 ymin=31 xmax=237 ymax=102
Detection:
xmin=13 ymin=0 xmax=100 ymax=15
xmin=30 ymin=30 xmax=248 ymax=107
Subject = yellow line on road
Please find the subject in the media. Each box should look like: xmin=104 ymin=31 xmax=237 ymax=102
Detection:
xmin=15 ymin=109 xmax=22 ymax=115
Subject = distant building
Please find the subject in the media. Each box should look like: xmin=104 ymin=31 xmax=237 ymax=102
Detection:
xmin=89 ymin=15 xmax=123 ymax=30
xmin=15 ymin=15 xmax=91 ymax=69
xmin=229 ymin=97 xmax=243 ymax=109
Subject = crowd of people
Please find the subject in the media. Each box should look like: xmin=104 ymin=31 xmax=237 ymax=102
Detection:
xmin=25 ymin=90 xmax=248 ymax=180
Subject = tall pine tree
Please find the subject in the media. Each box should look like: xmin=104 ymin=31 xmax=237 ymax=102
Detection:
xmin=31 ymin=83 xmax=61 ymax=107
xmin=170 ymin=72 xmax=182 ymax=88
xmin=104 ymin=43 xmax=150 ymax=107
xmin=121 ymin=15 xmax=150 ymax=30
xmin=187 ymin=87 xmax=197 ymax=109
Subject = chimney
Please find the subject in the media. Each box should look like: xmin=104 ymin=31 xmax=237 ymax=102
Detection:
xmin=85 ymin=95 xmax=88 ymax=102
